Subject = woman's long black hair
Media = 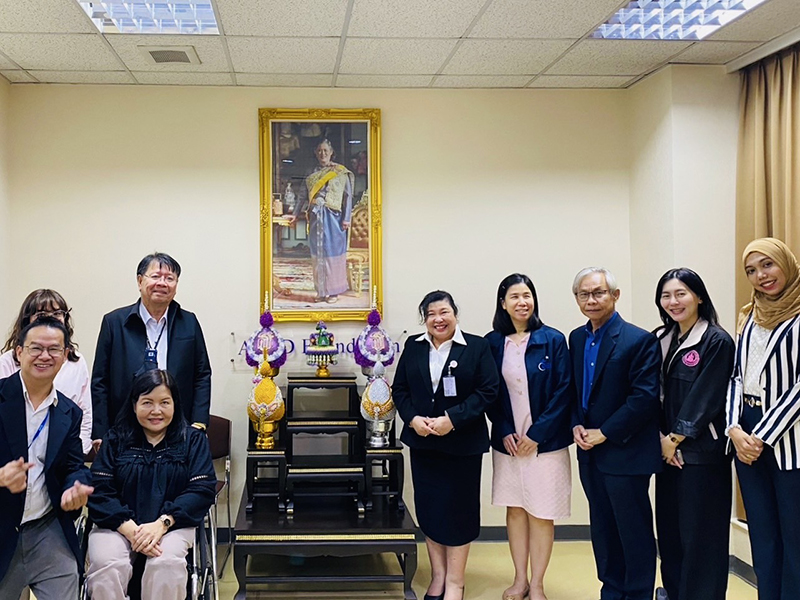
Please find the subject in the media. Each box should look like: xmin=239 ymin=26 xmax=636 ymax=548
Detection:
xmin=113 ymin=369 xmax=187 ymax=447
xmin=655 ymin=268 xmax=719 ymax=335
xmin=492 ymin=273 xmax=543 ymax=335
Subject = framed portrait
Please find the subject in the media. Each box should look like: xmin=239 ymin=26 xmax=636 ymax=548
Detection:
xmin=259 ymin=108 xmax=383 ymax=322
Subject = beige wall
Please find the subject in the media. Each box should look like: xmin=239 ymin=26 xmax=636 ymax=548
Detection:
xmin=0 ymin=76 xmax=10 ymax=321
xmin=3 ymin=66 xmax=740 ymax=533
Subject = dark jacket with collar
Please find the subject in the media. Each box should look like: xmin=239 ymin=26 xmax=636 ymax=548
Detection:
xmin=569 ymin=314 xmax=662 ymax=476
xmin=392 ymin=332 xmax=499 ymax=456
xmin=91 ymin=299 xmax=212 ymax=439
xmin=0 ymin=373 xmax=91 ymax=581
xmin=485 ymin=326 xmax=574 ymax=455
xmin=656 ymin=320 xmax=735 ymax=465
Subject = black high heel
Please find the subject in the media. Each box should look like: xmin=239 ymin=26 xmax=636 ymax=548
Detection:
xmin=424 ymin=589 xmax=445 ymax=600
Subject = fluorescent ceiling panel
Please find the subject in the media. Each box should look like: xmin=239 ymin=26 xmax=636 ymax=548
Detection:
xmin=593 ymin=0 xmax=769 ymax=41
xmin=77 ymin=1 xmax=219 ymax=34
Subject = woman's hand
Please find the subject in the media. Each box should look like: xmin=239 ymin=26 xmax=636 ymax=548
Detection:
xmin=730 ymin=427 xmax=763 ymax=465
xmin=503 ymin=433 xmax=519 ymax=456
xmin=117 ymin=520 xmax=139 ymax=545
xmin=410 ymin=416 xmax=437 ymax=437
xmin=516 ymin=435 xmax=538 ymax=458
xmin=661 ymin=435 xmax=677 ymax=462
xmin=132 ymin=521 xmax=167 ymax=557
xmin=428 ymin=415 xmax=454 ymax=436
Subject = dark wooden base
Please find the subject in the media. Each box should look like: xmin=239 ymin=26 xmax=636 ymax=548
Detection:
xmin=233 ymin=489 xmax=418 ymax=599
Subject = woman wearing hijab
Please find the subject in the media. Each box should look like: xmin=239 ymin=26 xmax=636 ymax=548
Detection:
xmin=726 ymin=237 xmax=800 ymax=600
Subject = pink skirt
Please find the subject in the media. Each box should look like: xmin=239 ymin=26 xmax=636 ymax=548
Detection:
xmin=491 ymin=447 xmax=571 ymax=520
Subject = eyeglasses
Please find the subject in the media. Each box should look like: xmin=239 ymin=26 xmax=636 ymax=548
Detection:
xmin=144 ymin=273 xmax=178 ymax=284
xmin=575 ymin=289 xmax=610 ymax=302
xmin=23 ymin=344 xmax=65 ymax=357
xmin=32 ymin=309 xmax=69 ymax=320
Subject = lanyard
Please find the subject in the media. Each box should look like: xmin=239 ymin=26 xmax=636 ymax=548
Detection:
xmin=146 ymin=319 xmax=167 ymax=351
xmin=28 ymin=411 xmax=49 ymax=449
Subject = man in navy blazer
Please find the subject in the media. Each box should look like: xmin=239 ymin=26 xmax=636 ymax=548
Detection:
xmin=0 ymin=318 xmax=93 ymax=599
xmin=569 ymin=267 xmax=661 ymax=600
xmin=91 ymin=252 xmax=211 ymax=447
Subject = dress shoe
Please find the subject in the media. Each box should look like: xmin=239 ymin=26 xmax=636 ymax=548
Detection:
xmin=656 ymin=587 xmax=669 ymax=600
xmin=423 ymin=592 xmax=444 ymax=600
xmin=503 ymin=585 xmax=529 ymax=600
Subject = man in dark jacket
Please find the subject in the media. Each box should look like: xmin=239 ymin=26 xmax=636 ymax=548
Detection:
xmin=0 ymin=318 xmax=93 ymax=598
xmin=569 ymin=267 xmax=661 ymax=600
xmin=91 ymin=252 xmax=211 ymax=448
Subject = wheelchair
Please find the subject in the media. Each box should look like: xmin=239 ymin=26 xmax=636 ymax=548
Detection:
xmin=75 ymin=508 xmax=217 ymax=600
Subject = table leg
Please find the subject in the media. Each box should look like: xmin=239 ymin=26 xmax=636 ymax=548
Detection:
xmin=233 ymin=547 xmax=247 ymax=600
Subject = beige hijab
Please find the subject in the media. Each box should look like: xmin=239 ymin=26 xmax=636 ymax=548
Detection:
xmin=738 ymin=237 xmax=800 ymax=333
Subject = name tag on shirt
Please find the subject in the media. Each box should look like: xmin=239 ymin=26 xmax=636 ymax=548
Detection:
xmin=442 ymin=376 xmax=457 ymax=397
xmin=145 ymin=348 xmax=158 ymax=364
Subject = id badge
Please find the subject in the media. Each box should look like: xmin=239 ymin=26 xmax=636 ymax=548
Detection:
xmin=145 ymin=348 xmax=158 ymax=364
xmin=442 ymin=376 xmax=457 ymax=397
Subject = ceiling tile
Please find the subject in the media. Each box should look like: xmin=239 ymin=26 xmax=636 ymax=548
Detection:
xmin=0 ymin=0 xmax=95 ymax=34
xmin=228 ymin=37 xmax=339 ymax=73
xmin=215 ymin=0 xmax=348 ymax=36
xmin=547 ymin=39 xmax=691 ymax=75
xmin=133 ymin=71 xmax=234 ymax=85
xmin=336 ymin=74 xmax=432 ymax=87
xmin=670 ymin=41 xmax=762 ymax=64
xmin=529 ymin=75 xmax=633 ymax=88
xmin=1 ymin=69 xmax=35 ymax=82
xmin=709 ymin=0 xmax=800 ymax=42
xmin=31 ymin=70 xmax=134 ymax=83
xmin=236 ymin=73 xmax=332 ymax=86
xmin=470 ymin=0 xmax=624 ymax=39
xmin=105 ymin=34 xmax=229 ymax=71
xmin=348 ymin=0 xmax=485 ymax=37
xmin=0 ymin=33 xmax=121 ymax=70
xmin=0 ymin=50 xmax=17 ymax=69
xmin=444 ymin=39 xmax=573 ymax=75
xmin=433 ymin=74 xmax=530 ymax=87
xmin=339 ymin=38 xmax=456 ymax=74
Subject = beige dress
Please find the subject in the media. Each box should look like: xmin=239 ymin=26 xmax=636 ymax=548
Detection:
xmin=491 ymin=334 xmax=571 ymax=519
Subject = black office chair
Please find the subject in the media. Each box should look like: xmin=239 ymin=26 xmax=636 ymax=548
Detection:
xmin=206 ymin=415 xmax=232 ymax=578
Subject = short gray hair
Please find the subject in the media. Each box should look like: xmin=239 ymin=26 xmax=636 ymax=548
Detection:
xmin=572 ymin=267 xmax=618 ymax=295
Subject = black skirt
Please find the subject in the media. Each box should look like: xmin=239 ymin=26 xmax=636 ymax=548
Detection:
xmin=410 ymin=448 xmax=482 ymax=546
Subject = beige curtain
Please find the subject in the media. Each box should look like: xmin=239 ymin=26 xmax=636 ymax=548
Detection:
xmin=735 ymin=44 xmax=800 ymax=520
xmin=736 ymin=43 xmax=800 ymax=312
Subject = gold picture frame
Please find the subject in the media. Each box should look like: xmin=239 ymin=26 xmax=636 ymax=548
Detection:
xmin=259 ymin=108 xmax=383 ymax=322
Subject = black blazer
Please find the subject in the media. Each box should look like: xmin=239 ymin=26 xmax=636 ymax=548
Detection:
xmin=569 ymin=315 xmax=662 ymax=476
xmin=91 ymin=299 xmax=212 ymax=439
xmin=393 ymin=332 xmax=499 ymax=456
xmin=656 ymin=320 xmax=735 ymax=465
xmin=485 ymin=326 xmax=574 ymax=454
xmin=0 ymin=373 xmax=91 ymax=581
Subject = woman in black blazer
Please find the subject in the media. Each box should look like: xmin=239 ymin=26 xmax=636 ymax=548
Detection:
xmin=727 ymin=238 xmax=800 ymax=600
xmin=393 ymin=290 xmax=499 ymax=600
xmin=653 ymin=268 xmax=735 ymax=600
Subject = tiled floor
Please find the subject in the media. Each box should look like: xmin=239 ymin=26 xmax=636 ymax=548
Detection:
xmin=218 ymin=540 xmax=758 ymax=599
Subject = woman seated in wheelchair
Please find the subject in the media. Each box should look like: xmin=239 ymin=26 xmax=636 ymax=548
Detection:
xmin=86 ymin=369 xmax=216 ymax=599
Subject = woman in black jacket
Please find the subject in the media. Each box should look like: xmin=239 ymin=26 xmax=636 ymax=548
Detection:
xmin=86 ymin=369 xmax=216 ymax=600
xmin=653 ymin=268 xmax=735 ymax=600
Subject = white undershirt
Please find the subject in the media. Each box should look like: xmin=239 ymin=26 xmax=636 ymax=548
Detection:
xmin=139 ymin=302 xmax=169 ymax=371
xmin=744 ymin=323 xmax=771 ymax=397
xmin=21 ymin=378 xmax=58 ymax=524
xmin=416 ymin=326 xmax=467 ymax=392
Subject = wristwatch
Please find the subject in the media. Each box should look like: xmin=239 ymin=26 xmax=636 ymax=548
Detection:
xmin=160 ymin=515 xmax=173 ymax=530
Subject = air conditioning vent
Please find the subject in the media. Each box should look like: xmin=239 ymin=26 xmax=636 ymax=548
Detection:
xmin=139 ymin=45 xmax=201 ymax=65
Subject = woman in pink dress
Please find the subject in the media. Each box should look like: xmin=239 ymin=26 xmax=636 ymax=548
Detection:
xmin=0 ymin=289 xmax=92 ymax=454
xmin=485 ymin=274 xmax=573 ymax=600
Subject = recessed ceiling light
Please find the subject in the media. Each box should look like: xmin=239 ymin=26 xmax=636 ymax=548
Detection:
xmin=77 ymin=1 xmax=219 ymax=35
xmin=592 ymin=0 xmax=769 ymax=41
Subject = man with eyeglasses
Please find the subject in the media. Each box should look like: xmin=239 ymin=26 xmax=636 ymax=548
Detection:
xmin=0 ymin=317 xmax=94 ymax=599
xmin=568 ymin=267 xmax=661 ymax=600
xmin=90 ymin=252 xmax=212 ymax=450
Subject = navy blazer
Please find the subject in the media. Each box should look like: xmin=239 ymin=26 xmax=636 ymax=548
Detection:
xmin=0 ymin=373 xmax=91 ymax=581
xmin=91 ymin=299 xmax=212 ymax=439
xmin=485 ymin=326 xmax=574 ymax=454
xmin=392 ymin=332 xmax=499 ymax=456
xmin=569 ymin=315 xmax=662 ymax=476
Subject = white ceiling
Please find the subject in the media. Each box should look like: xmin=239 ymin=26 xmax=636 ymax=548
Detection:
xmin=0 ymin=0 xmax=798 ymax=88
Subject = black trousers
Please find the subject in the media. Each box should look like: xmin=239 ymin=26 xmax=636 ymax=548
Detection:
xmin=579 ymin=461 xmax=656 ymax=600
xmin=655 ymin=461 xmax=731 ymax=600
xmin=736 ymin=404 xmax=800 ymax=600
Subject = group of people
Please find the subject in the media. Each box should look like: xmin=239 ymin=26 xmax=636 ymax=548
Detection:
xmin=394 ymin=237 xmax=800 ymax=600
xmin=0 ymin=252 xmax=215 ymax=600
